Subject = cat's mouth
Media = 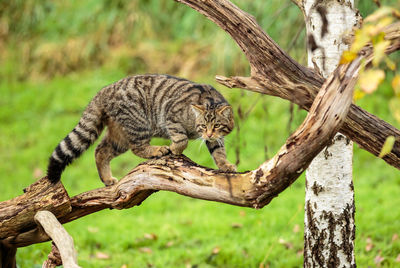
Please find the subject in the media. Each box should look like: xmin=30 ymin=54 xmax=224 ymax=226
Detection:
xmin=202 ymin=135 xmax=222 ymax=142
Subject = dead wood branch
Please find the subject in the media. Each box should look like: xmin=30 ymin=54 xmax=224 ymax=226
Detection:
xmin=42 ymin=243 xmax=62 ymax=268
xmin=1 ymin=57 xmax=359 ymax=248
xmin=0 ymin=242 xmax=16 ymax=268
xmin=176 ymin=0 xmax=400 ymax=170
xmin=34 ymin=211 xmax=80 ymax=268
xmin=0 ymin=181 xmax=71 ymax=240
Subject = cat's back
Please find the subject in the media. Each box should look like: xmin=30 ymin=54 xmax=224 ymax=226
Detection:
xmin=98 ymin=74 xmax=224 ymax=103
xmin=96 ymin=74 xmax=227 ymax=120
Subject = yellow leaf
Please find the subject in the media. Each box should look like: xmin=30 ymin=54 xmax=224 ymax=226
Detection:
xmin=392 ymin=75 xmax=400 ymax=97
xmin=372 ymin=40 xmax=390 ymax=67
xmin=358 ymin=69 xmax=385 ymax=93
xmin=389 ymin=97 xmax=400 ymax=123
xmin=364 ymin=7 xmax=394 ymax=23
xmin=385 ymin=57 xmax=396 ymax=71
xmin=365 ymin=20 xmax=391 ymax=37
xmin=379 ymin=136 xmax=396 ymax=158
xmin=372 ymin=31 xmax=386 ymax=44
xmin=353 ymin=88 xmax=366 ymax=101
xmin=376 ymin=16 xmax=394 ymax=30
xmin=350 ymin=29 xmax=371 ymax=53
xmin=340 ymin=50 xmax=357 ymax=64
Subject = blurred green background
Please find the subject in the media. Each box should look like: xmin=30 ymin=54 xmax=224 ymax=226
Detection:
xmin=0 ymin=0 xmax=399 ymax=267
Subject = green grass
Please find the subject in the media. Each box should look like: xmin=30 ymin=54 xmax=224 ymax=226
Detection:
xmin=1 ymin=66 xmax=399 ymax=267
xmin=1 ymin=0 xmax=400 ymax=267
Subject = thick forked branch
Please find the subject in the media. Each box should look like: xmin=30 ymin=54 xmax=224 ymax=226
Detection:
xmin=176 ymin=0 xmax=400 ymax=170
xmin=1 ymin=57 xmax=359 ymax=248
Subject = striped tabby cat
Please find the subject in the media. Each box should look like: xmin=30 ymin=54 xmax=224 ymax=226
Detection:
xmin=47 ymin=74 xmax=236 ymax=186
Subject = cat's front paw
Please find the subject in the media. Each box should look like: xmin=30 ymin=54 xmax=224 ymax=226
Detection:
xmin=102 ymin=176 xmax=118 ymax=186
xmin=154 ymin=145 xmax=171 ymax=157
xmin=169 ymin=143 xmax=186 ymax=155
xmin=219 ymin=162 xmax=237 ymax=172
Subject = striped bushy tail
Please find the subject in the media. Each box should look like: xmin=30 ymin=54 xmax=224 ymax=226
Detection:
xmin=47 ymin=104 xmax=104 ymax=183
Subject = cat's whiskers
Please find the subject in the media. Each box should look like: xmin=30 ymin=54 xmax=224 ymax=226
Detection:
xmin=217 ymin=137 xmax=224 ymax=147
xmin=196 ymin=137 xmax=206 ymax=150
xmin=222 ymin=135 xmax=234 ymax=146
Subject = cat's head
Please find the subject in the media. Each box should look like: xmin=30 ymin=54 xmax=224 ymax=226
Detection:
xmin=191 ymin=104 xmax=234 ymax=141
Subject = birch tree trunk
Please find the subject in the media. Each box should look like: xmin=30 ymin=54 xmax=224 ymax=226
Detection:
xmin=301 ymin=0 xmax=360 ymax=266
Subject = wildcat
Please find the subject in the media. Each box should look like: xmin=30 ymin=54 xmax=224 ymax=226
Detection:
xmin=47 ymin=74 xmax=236 ymax=186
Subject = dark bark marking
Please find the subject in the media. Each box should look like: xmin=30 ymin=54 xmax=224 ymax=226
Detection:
xmin=311 ymin=181 xmax=324 ymax=196
xmin=304 ymin=200 xmax=356 ymax=268
xmin=255 ymin=169 xmax=264 ymax=183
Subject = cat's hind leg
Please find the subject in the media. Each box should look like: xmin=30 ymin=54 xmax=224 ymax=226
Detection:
xmin=130 ymin=140 xmax=171 ymax=159
xmin=95 ymin=133 xmax=128 ymax=186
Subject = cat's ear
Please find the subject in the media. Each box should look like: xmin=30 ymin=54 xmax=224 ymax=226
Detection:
xmin=191 ymin=104 xmax=205 ymax=117
xmin=216 ymin=105 xmax=233 ymax=119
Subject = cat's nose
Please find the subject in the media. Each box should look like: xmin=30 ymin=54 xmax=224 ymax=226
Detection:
xmin=206 ymin=132 xmax=213 ymax=138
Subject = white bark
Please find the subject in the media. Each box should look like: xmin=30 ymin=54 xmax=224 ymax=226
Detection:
xmin=303 ymin=0 xmax=359 ymax=266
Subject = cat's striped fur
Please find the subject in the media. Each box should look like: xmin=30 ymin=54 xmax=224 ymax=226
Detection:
xmin=47 ymin=74 xmax=235 ymax=185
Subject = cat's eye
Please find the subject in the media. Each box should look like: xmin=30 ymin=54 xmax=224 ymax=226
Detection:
xmin=198 ymin=124 xmax=206 ymax=129
xmin=214 ymin=124 xmax=221 ymax=128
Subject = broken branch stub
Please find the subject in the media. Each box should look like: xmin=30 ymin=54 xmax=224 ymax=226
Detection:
xmin=0 ymin=180 xmax=71 ymax=240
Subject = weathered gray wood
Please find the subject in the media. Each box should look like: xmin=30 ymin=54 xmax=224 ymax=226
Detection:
xmin=34 ymin=211 xmax=80 ymax=268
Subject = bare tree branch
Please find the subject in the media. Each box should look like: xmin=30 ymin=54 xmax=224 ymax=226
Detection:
xmin=42 ymin=243 xmax=63 ymax=268
xmin=176 ymin=0 xmax=400 ymax=170
xmin=1 ymin=57 xmax=359 ymax=248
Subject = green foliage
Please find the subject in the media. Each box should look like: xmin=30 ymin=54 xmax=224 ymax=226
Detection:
xmin=0 ymin=0 xmax=305 ymax=80
xmin=1 ymin=0 xmax=399 ymax=267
